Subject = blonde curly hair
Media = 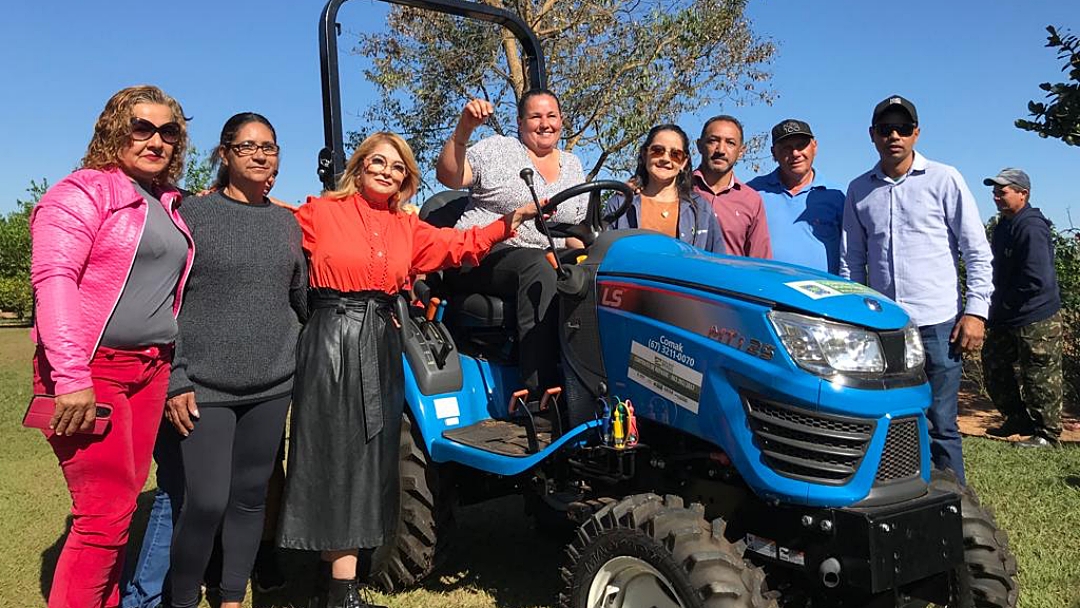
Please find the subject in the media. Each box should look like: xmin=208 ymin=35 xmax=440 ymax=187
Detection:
xmin=325 ymin=132 xmax=420 ymax=210
xmin=81 ymin=85 xmax=189 ymax=186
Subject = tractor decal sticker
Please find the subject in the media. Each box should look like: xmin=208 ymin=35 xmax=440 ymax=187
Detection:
xmin=628 ymin=340 xmax=702 ymax=413
xmin=745 ymin=533 xmax=778 ymax=559
xmin=784 ymin=280 xmax=842 ymax=299
xmin=785 ymin=279 xmax=878 ymax=299
xmin=778 ymin=545 xmax=806 ymax=566
xmin=433 ymin=396 xmax=460 ymax=426
xmin=707 ymin=326 xmax=775 ymax=360
xmin=598 ymin=280 xmax=779 ymax=363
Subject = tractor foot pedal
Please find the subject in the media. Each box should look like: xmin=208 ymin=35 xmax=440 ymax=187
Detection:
xmin=443 ymin=418 xmax=553 ymax=457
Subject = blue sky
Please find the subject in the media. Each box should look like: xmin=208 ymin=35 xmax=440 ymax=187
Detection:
xmin=1 ymin=0 xmax=1077 ymax=228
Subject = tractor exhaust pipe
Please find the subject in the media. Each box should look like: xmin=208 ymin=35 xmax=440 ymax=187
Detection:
xmin=819 ymin=557 xmax=841 ymax=588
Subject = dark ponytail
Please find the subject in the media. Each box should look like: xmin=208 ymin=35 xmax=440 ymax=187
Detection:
xmin=211 ymin=112 xmax=277 ymax=190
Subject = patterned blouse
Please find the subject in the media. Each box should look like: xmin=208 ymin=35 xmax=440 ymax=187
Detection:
xmin=455 ymin=135 xmax=588 ymax=248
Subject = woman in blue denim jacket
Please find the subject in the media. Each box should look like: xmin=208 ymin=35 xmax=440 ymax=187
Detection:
xmin=604 ymin=124 xmax=726 ymax=254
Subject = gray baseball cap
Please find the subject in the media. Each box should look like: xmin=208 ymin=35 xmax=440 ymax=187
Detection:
xmin=983 ymin=168 xmax=1031 ymax=192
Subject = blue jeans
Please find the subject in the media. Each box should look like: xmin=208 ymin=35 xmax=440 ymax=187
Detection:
xmin=121 ymin=423 xmax=183 ymax=608
xmin=920 ymin=320 xmax=966 ymax=485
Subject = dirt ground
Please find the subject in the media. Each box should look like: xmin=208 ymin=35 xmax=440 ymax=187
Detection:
xmin=958 ymin=381 xmax=1080 ymax=443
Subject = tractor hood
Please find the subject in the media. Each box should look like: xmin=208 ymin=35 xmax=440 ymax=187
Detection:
xmin=593 ymin=233 xmax=909 ymax=331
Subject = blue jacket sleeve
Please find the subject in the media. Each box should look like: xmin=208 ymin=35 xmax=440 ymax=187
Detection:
xmin=604 ymin=193 xmax=630 ymax=230
xmin=702 ymin=201 xmax=726 ymax=254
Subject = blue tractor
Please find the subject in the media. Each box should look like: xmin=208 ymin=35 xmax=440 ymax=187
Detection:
xmin=317 ymin=2 xmax=1019 ymax=606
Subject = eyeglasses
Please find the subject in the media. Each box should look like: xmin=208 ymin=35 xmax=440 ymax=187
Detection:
xmin=229 ymin=142 xmax=280 ymax=156
xmin=130 ymin=118 xmax=181 ymax=145
xmin=873 ymin=123 xmax=916 ymax=137
xmin=647 ymin=145 xmax=688 ymax=164
xmin=365 ymin=154 xmax=408 ymax=178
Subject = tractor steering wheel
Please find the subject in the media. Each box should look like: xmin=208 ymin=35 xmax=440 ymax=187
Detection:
xmin=538 ymin=180 xmax=638 ymax=247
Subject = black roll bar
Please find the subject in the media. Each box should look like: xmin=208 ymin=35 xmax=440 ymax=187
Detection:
xmin=318 ymin=0 xmax=547 ymax=190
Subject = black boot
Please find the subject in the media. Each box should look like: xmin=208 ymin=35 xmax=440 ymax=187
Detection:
xmin=325 ymin=577 xmax=387 ymax=608
xmin=251 ymin=540 xmax=287 ymax=592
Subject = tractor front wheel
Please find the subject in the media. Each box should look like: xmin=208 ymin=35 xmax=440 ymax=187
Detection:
xmin=560 ymin=493 xmax=775 ymax=608
xmin=925 ymin=469 xmax=1019 ymax=608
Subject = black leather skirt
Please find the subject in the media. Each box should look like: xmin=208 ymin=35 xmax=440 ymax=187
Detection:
xmin=278 ymin=290 xmax=403 ymax=551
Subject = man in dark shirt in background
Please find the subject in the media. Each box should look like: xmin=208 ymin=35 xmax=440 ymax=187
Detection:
xmin=981 ymin=168 xmax=1063 ymax=447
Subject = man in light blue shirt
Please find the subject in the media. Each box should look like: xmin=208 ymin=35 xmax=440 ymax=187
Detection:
xmin=840 ymin=95 xmax=993 ymax=485
xmin=748 ymin=119 xmax=845 ymax=273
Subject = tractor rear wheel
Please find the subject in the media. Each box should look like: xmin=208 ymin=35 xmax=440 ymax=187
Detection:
xmin=359 ymin=411 xmax=455 ymax=591
xmin=560 ymin=493 xmax=775 ymax=608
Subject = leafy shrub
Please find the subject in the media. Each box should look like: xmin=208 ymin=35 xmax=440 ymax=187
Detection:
xmin=0 ymin=275 xmax=32 ymax=319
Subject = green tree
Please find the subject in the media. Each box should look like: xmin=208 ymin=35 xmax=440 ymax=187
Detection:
xmin=1016 ymin=25 xmax=1080 ymax=146
xmin=354 ymin=0 xmax=775 ymax=182
xmin=182 ymin=145 xmax=215 ymax=193
xmin=0 ymin=180 xmax=46 ymax=319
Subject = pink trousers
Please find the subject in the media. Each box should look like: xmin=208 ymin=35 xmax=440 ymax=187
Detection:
xmin=35 ymin=345 xmax=171 ymax=608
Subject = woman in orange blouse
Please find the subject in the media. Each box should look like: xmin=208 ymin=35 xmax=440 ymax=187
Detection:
xmin=277 ymin=132 xmax=536 ymax=608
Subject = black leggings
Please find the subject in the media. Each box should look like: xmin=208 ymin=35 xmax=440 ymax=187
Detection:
xmin=462 ymin=246 xmax=560 ymax=392
xmin=169 ymin=395 xmax=290 ymax=607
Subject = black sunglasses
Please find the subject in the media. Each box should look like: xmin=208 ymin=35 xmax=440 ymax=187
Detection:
xmin=873 ymin=123 xmax=916 ymax=137
xmin=130 ymin=118 xmax=182 ymax=145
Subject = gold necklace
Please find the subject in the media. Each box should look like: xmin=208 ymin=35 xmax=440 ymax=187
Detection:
xmin=645 ymin=196 xmax=679 ymax=218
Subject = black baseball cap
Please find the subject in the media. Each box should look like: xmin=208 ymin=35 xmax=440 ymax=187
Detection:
xmin=872 ymin=95 xmax=918 ymax=125
xmin=771 ymin=119 xmax=814 ymax=145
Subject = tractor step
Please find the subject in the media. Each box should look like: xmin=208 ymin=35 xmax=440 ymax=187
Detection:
xmin=442 ymin=417 xmax=554 ymax=457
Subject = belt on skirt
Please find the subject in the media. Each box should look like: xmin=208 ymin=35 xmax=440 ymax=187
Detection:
xmin=309 ymin=289 xmax=398 ymax=440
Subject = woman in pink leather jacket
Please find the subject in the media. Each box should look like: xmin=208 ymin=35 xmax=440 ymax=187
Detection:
xmin=30 ymin=84 xmax=195 ymax=608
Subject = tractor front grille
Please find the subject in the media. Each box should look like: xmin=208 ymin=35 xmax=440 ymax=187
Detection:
xmin=744 ymin=396 xmax=875 ymax=485
xmin=875 ymin=417 xmax=921 ymax=482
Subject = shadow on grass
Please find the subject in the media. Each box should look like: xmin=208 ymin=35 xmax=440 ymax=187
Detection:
xmin=38 ymin=515 xmax=70 ymax=601
xmin=38 ymin=490 xmax=567 ymax=607
xmin=417 ymin=495 xmax=566 ymax=608
xmin=38 ymin=490 xmax=159 ymax=603
xmin=247 ymin=496 xmax=567 ymax=608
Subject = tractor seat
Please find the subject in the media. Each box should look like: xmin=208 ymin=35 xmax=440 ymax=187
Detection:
xmin=420 ymin=190 xmax=516 ymax=334
xmin=452 ymin=292 xmax=513 ymax=328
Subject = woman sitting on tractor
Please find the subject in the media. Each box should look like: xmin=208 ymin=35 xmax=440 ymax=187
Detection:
xmin=435 ymin=90 xmax=588 ymax=398
xmin=605 ymin=124 xmax=726 ymax=253
xmin=277 ymin=132 xmax=539 ymax=608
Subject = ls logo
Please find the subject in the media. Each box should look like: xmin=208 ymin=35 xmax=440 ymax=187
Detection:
xmin=600 ymin=285 xmax=625 ymax=308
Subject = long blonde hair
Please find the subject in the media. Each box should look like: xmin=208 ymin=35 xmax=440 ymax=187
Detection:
xmin=325 ymin=132 xmax=420 ymax=210
xmin=81 ymin=85 xmax=189 ymax=186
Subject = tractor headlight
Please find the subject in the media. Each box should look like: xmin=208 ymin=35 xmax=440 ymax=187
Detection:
xmin=903 ymin=323 xmax=925 ymax=370
xmin=769 ymin=311 xmax=885 ymax=376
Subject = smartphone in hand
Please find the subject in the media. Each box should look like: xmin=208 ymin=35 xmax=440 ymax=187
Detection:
xmin=22 ymin=395 xmax=112 ymax=435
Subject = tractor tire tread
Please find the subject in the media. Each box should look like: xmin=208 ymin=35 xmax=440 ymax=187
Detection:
xmin=560 ymin=493 xmax=776 ymax=608
xmin=929 ymin=470 xmax=1019 ymax=608
xmin=361 ymin=413 xmax=455 ymax=592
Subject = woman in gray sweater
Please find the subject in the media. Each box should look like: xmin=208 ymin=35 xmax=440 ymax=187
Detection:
xmin=163 ymin=112 xmax=307 ymax=608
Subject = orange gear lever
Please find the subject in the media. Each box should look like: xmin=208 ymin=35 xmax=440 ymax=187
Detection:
xmin=425 ymin=297 xmax=441 ymax=321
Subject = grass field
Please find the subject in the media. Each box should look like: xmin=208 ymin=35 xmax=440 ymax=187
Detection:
xmin=2 ymin=326 xmax=1079 ymax=608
